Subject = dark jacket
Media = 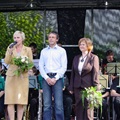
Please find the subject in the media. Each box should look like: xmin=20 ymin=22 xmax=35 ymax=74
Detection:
xmin=68 ymin=52 xmax=99 ymax=91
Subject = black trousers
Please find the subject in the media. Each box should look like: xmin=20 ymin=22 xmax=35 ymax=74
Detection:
xmin=0 ymin=95 xmax=4 ymax=119
xmin=29 ymin=98 xmax=38 ymax=120
xmin=114 ymin=96 xmax=120 ymax=120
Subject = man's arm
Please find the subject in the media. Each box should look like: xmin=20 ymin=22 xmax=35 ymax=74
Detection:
xmin=55 ymin=49 xmax=67 ymax=80
xmin=39 ymin=50 xmax=49 ymax=80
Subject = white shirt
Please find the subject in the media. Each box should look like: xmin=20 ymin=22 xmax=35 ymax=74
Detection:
xmin=39 ymin=44 xmax=67 ymax=80
xmin=78 ymin=56 xmax=87 ymax=75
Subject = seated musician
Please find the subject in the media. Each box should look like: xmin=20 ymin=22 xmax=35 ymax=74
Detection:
xmin=100 ymin=87 xmax=110 ymax=120
xmin=28 ymin=66 xmax=41 ymax=120
xmin=101 ymin=50 xmax=117 ymax=82
xmin=0 ymin=78 xmax=5 ymax=119
xmin=102 ymin=50 xmax=116 ymax=74
xmin=99 ymin=67 xmax=110 ymax=120
xmin=63 ymin=74 xmax=73 ymax=120
xmin=111 ymin=77 xmax=120 ymax=120
xmin=0 ymin=62 xmax=5 ymax=119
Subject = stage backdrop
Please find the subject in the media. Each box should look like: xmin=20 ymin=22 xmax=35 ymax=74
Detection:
xmin=1 ymin=9 xmax=120 ymax=70
xmin=57 ymin=9 xmax=86 ymax=72
xmin=84 ymin=9 xmax=120 ymax=61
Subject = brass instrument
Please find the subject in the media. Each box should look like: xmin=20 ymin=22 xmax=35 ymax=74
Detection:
xmin=23 ymin=105 xmax=30 ymax=120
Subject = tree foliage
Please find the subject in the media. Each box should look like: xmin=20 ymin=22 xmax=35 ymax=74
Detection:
xmin=0 ymin=11 xmax=52 ymax=59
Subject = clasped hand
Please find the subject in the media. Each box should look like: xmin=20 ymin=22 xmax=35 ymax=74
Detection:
xmin=46 ymin=77 xmax=57 ymax=85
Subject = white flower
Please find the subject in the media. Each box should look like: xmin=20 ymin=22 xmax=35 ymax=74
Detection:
xmin=82 ymin=86 xmax=102 ymax=109
xmin=12 ymin=55 xmax=34 ymax=76
xmin=21 ymin=58 xmax=25 ymax=62
xmin=23 ymin=56 xmax=28 ymax=59
xmin=25 ymin=61 xmax=28 ymax=64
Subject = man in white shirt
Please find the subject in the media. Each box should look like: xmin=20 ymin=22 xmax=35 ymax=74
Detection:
xmin=39 ymin=31 xmax=67 ymax=120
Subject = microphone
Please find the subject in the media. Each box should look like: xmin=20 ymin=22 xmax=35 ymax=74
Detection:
xmin=9 ymin=41 xmax=17 ymax=48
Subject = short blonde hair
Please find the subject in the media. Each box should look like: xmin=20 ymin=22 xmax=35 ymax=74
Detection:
xmin=78 ymin=38 xmax=93 ymax=52
xmin=13 ymin=30 xmax=25 ymax=41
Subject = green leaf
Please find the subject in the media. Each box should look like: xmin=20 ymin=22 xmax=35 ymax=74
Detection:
xmin=81 ymin=86 xmax=102 ymax=111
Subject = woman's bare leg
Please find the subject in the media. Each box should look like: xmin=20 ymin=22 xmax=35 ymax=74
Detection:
xmin=87 ymin=108 xmax=94 ymax=120
xmin=7 ymin=104 xmax=15 ymax=120
xmin=17 ymin=104 xmax=24 ymax=120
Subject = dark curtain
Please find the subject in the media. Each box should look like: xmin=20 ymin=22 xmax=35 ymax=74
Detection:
xmin=57 ymin=9 xmax=86 ymax=78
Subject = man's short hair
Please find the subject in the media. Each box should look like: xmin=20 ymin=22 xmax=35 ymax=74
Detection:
xmin=48 ymin=31 xmax=59 ymax=40
xmin=29 ymin=42 xmax=37 ymax=49
xmin=106 ymin=50 xmax=114 ymax=56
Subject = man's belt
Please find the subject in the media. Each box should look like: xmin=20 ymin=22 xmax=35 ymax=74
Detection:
xmin=47 ymin=73 xmax=56 ymax=76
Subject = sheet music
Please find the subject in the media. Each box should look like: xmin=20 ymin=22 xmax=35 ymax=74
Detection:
xmin=99 ymin=75 xmax=108 ymax=89
xmin=1 ymin=59 xmax=9 ymax=69
xmin=107 ymin=62 xmax=120 ymax=74
xmin=107 ymin=62 xmax=120 ymax=87
xmin=29 ymin=76 xmax=38 ymax=89
xmin=33 ymin=59 xmax=39 ymax=70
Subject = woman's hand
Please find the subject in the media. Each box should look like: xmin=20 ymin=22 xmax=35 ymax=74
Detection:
xmin=69 ymin=91 xmax=73 ymax=94
xmin=8 ymin=47 xmax=14 ymax=55
xmin=97 ymin=84 xmax=101 ymax=91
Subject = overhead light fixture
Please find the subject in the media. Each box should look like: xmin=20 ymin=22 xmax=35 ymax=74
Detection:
xmin=105 ymin=1 xmax=108 ymax=6
xmin=30 ymin=3 xmax=33 ymax=8
xmin=104 ymin=1 xmax=108 ymax=10
xmin=25 ymin=0 xmax=40 ymax=9
xmin=30 ymin=0 xmax=33 ymax=8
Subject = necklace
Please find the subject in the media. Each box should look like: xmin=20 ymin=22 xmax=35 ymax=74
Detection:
xmin=81 ymin=55 xmax=87 ymax=62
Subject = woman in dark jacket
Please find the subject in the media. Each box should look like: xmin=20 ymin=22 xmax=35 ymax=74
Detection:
xmin=68 ymin=38 xmax=99 ymax=120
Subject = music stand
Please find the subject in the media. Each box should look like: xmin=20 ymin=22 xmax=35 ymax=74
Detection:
xmin=99 ymin=75 xmax=108 ymax=91
xmin=29 ymin=76 xmax=38 ymax=89
xmin=107 ymin=62 xmax=120 ymax=86
xmin=33 ymin=59 xmax=39 ymax=70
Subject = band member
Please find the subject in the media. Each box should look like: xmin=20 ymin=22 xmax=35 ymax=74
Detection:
xmin=111 ymin=77 xmax=120 ymax=120
xmin=101 ymin=50 xmax=116 ymax=75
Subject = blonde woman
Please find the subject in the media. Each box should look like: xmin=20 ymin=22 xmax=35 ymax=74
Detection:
xmin=68 ymin=38 xmax=99 ymax=120
xmin=4 ymin=31 xmax=33 ymax=120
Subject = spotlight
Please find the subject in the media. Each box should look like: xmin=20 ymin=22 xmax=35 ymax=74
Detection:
xmin=30 ymin=3 xmax=33 ymax=8
xmin=25 ymin=0 xmax=39 ymax=8
xmin=105 ymin=1 xmax=108 ymax=6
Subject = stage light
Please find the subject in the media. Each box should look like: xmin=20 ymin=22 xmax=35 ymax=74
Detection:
xmin=105 ymin=1 xmax=108 ymax=6
xmin=30 ymin=3 xmax=33 ymax=8
xmin=25 ymin=0 xmax=37 ymax=8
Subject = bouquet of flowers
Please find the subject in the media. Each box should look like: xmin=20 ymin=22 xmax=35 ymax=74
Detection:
xmin=81 ymin=86 xmax=102 ymax=110
xmin=12 ymin=56 xmax=34 ymax=76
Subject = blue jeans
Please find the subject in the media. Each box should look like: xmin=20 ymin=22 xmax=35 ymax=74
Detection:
xmin=42 ymin=78 xmax=64 ymax=120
